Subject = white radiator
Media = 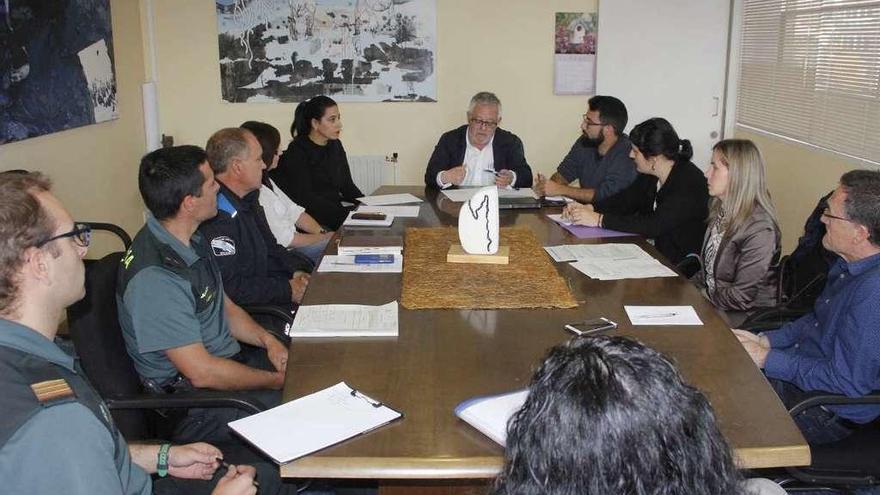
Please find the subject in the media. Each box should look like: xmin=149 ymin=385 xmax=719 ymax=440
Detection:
xmin=348 ymin=155 xmax=398 ymax=195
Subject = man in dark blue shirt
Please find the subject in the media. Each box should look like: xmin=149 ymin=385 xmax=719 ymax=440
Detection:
xmin=533 ymin=95 xmax=637 ymax=203
xmin=735 ymin=169 xmax=880 ymax=444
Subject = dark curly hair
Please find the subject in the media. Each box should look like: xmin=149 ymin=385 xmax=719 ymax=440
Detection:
xmin=493 ymin=336 xmax=743 ymax=495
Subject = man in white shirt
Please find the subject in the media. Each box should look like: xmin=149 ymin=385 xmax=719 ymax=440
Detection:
xmin=424 ymin=91 xmax=533 ymax=190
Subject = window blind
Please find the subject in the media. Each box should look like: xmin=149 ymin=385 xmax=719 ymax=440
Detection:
xmin=737 ymin=0 xmax=880 ymax=164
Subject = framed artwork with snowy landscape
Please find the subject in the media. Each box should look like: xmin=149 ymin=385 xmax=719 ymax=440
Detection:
xmin=0 ymin=0 xmax=118 ymax=144
xmin=216 ymin=0 xmax=437 ymax=103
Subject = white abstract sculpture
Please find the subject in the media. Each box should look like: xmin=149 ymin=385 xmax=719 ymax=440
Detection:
xmin=458 ymin=186 xmax=500 ymax=254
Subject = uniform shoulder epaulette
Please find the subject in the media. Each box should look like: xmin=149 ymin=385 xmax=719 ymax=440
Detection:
xmin=30 ymin=378 xmax=75 ymax=404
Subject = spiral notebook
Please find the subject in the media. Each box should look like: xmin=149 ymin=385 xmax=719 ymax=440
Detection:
xmin=228 ymin=382 xmax=402 ymax=464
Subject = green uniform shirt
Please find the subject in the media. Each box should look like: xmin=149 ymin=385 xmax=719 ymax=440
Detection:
xmin=118 ymin=215 xmax=239 ymax=385
xmin=0 ymin=319 xmax=151 ymax=495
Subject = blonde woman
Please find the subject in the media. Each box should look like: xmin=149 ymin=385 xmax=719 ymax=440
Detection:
xmin=694 ymin=139 xmax=780 ymax=322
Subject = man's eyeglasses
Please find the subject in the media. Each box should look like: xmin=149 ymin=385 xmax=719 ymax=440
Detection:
xmin=582 ymin=114 xmax=605 ymax=127
xmin=36 ymin=223 xmax=92 ymax=248
xmin=469 ymin=118 xmax=498 ymax=129
xmin=821 ymin=207 xmax=856 ymax=223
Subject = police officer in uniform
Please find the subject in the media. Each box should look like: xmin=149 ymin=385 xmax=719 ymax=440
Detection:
xmin=0 ymin=171 xmax=257 ymax=495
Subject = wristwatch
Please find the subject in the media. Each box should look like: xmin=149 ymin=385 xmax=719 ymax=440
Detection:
xmin=157 ymin=443 xmax=171 ymax=477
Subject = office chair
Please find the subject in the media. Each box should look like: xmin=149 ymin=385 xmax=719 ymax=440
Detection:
xmin=740 ymin=192 xmax=834 ymax=332
xmin=66 ymin=250 xmax=266 ymax=439
xmin=778 ymin=392 xmax=880 ymax=492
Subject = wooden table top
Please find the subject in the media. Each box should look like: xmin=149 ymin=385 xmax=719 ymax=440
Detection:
xmin=281 ymin=186 xmax=809 ymax=479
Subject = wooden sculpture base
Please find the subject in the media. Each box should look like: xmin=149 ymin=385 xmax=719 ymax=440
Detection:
xmin=446 ymin=244 xmax=510 ymax=265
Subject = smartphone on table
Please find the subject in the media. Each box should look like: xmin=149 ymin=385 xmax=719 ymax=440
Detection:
xmin=564 ymin=317 xmax=618 ymax=336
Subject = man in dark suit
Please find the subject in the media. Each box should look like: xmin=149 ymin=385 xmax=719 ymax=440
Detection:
xmin=424 ymin=91 xmax=533 ymax=189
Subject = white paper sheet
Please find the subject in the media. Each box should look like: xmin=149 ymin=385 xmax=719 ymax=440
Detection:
xmin=571 ymin=258 xmax=678 ymax=280
xmin=317 ymin=255 xmax=403 ymax=273
xmin=441 ymin=187 xmax=538 ymax=202
xmin=228 ymin=382 xmax=401 ymax=464
xmin=543 ymin=243 xmax=649 ymax=263
xmin=356 ymin=205 xmax=421 ymax=218
xmin=625 ymin=306 xmax=703 ymax=325
xmin=454 ymin=389 xmax=528 ymax=446
xmin=356 ymin=193 xmax=423 ymax=205
xmin=290 ymin=301 xmax=399 ymax=337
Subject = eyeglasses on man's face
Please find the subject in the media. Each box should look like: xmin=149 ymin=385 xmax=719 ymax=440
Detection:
xmin=821 ymin=207 xmax=855 ymax=223
xmin=469 ymin=118 xmax=498 ymax=130
xmin=582 ymin=114 xmax=605 ymax=127
xmin=36 ymin=223 xmax=92 ymax=249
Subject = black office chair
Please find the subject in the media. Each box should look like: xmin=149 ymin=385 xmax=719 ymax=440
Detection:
xmin=777 ymin=392 xmax=880 ymax=492
xmin=67 ymin=251 xmax=266 ymax=439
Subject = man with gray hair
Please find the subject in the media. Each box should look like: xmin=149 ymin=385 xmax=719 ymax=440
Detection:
xmin=424 ymin=91 xmax=533 ymax=189
xmin=735 ymin=169 xmax=880 ymax=445
xmin=199 ymin=127 xmax=311 ymax=308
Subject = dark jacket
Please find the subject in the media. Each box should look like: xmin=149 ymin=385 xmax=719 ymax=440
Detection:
xmin=424 ymin=125 xmax=533 ymax=189
xmin=199 ymin=181 xmax=313 ymax=306
xmin=595 ymin=160 xmax=709 ymax=264
xmin=693 ymin=205 xmax=781 ymax=312
xmin=270 ymin=136 xmax=363 ymax=230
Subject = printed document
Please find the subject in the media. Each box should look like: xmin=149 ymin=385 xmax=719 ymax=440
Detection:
xmin=290 ymin=301 xmax=399 ymax=337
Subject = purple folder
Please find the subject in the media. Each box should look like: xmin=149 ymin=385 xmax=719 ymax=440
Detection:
xmin=549 ymin=215 xmax=637 ymax=239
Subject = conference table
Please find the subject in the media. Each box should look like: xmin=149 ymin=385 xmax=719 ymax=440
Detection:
xmin=281 ymin=186 xmax=809 ymax=492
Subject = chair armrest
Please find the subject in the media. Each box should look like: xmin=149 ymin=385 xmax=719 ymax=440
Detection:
xmin=105 ymin=391 xmax=267 ymax=414
xmin=242 ymin=305 xmax=295 ymax=325
xmin=789 ymin=391 xmax=880 ymax=417
xmin=675 ymin=253 xmax=702 ymax=278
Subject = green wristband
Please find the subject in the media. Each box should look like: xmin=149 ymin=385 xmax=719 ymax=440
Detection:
xmin=157 ymin=443 xmax=171 ymax=477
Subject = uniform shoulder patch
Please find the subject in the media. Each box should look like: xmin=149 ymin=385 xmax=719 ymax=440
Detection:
xmin=211 ymin=236 xmax=236 ymax=257
xmin=30 ymin=379 xmax=74 ymax=403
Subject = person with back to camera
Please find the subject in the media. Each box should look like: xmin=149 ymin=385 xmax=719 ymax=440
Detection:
xmin=563 ymin=117 xmax=709 ymax=265
xmin=493 ymin=335 xmax=785 ymax=495
xmin=269 ymin=96 xmax=363 ymax=231
xmin=692 ymin=139 xmax=781 ymax=326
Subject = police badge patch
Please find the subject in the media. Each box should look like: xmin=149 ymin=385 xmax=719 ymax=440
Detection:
xmin=211 ymin=236 xmax=236 ymax=256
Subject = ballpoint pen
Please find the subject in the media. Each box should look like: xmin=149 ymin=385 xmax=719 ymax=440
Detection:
xmin=482 ymin=168 xmax=500 ymax=176
xmin=638 ymin=313 xmax=678 ymax=318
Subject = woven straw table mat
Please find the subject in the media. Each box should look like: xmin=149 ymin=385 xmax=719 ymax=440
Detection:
xmin=401 ymin=226 xmax=578 ymax=310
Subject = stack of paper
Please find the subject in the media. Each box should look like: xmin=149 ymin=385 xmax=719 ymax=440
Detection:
xmin=290 ymin=301 xmax=399 ymax=337
xmin=441 ymin=187 xmax=538 ymax=202
xmin=454 ymin=389 xmax=529 ymax=446
xmin=543 ymin=243 xmax=677 ymax=280
xmin=337 ymin=235 xmax=403 ymax=256
xmin=356 ymin=205 xmax=421 ymax=218
xmin=342 ymin=211 xmax=394 ymax=227
xmin=356 ymin=193 xmax=423 ymax=205
xmin=317 ymin=255 xmax=403 ymax=273
xmin=228 ymin=382 xmax=402 ymax=464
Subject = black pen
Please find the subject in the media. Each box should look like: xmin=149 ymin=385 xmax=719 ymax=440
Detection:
xmin=216 ymin=457 xmax=260 ymax=487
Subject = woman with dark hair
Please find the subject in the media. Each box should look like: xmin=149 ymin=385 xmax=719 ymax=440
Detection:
xmin=693 ymin=139 xmax=781 ymax=324
xmin=269 ymin=96 xmax=363 ymax=230
xmin=240 ymin=121 xmax=334 ymax=264
xmin=493 ymin=336 xmax=784 ymax=495
xmin=563 ymin=117 xmax=709 ymax=264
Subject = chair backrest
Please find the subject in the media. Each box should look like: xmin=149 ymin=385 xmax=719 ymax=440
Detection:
xmin=66 ymin=251 xmax=147 ymax=438
xmin=780 ymin=191 xmax=835 ymax=309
